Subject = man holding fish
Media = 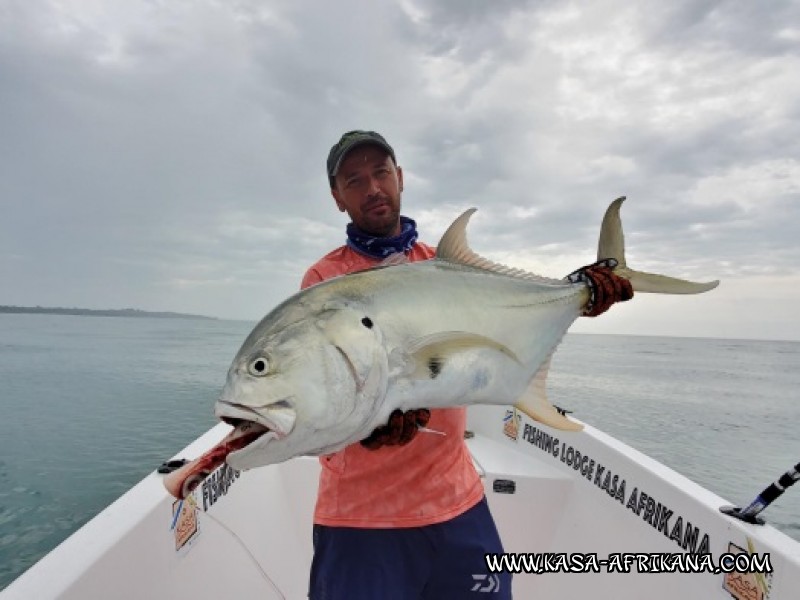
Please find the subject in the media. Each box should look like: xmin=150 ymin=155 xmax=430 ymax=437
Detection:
xmin=163 ymin=126 xmax=718 ymax=596
xmin=303 ymin=130 xmax=631 ymax=599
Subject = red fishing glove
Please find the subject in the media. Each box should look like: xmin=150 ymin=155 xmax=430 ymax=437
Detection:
xmin=565 ymin=259 xmax=634 ymax=317
xmin=360 ymin=409 xmax=432 ymax=450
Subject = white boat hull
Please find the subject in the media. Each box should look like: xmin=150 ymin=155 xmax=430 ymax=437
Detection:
xmin=3 ymin=405 xmax=798 ymax=599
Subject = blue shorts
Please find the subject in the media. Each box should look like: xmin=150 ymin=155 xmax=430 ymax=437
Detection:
xmin=309 ymin=496 xmax=512 ymax=599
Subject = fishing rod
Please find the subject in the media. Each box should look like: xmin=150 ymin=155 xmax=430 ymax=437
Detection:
xmin=720 ymin=461 xmax=800 ymax=525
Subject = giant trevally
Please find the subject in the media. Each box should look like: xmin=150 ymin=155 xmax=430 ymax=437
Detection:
xmin=164 ymin=198 xmax=718 ymax=499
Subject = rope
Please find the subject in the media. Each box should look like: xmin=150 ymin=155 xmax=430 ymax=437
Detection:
xmin=171 ymin=495 xmax=286 ymax=599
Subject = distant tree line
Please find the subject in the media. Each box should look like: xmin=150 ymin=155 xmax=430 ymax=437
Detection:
xmin=0 ymin=305 xmax=215 ymax=320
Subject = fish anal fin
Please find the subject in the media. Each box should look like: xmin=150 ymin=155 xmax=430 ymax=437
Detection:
xmin=514 ymin=356 xmax=583 ymax=432
xmin=408 ymin=332 xmax=520 ymax=379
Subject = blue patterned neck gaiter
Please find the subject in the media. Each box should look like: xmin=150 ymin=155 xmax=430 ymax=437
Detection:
xmin=346 ymin=216 xmax=419 ymax=259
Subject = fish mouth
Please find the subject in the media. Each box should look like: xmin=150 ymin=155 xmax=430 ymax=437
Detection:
xmin=162 ymin=402 xmax=296 ymax=499
xmin=214 ymin=399 xmax=295 ymax=441
xmin=162 ymin=421 xmax=273 ymax=499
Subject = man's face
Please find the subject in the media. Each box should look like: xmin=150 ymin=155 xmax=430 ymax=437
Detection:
xmin=331 ymin=144 xmax=403 ymax=237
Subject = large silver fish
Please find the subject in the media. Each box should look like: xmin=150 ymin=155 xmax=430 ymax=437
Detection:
xmin=164 ymin=198 xmax=718 ymax=499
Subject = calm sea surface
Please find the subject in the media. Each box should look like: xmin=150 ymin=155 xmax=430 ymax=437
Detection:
xmin=1 ymin=314 xmax=799 ymax=590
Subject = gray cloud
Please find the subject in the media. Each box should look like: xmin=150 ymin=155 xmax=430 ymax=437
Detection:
xmin=1 ymin=0 xmax=798 ymax=338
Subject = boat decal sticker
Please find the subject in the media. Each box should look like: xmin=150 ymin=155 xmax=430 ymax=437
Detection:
xmin=502 ymin=408 xmax=521 ymax=442
xmin=519 ymin=420 xmax=712 ymax=554
xmin=168 ymin=463 xmax=241 ymax=553
xmin=722 ymin=539 xmax=773 ymax=600
xmin=172 ymin=495 xmax=200 ymax=552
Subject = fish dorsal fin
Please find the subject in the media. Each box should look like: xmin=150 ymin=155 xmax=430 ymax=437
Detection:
xmin=436 ymin=209 xmax=563 ymax=284
xmin=514 ymin=353 xmax=583 ymax=432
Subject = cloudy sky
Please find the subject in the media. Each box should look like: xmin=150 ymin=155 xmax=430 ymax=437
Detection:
xmin=2 ymin=0 xmax=799 ymax=340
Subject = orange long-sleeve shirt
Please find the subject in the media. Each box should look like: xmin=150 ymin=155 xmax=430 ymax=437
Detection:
xmin=301 ymin=243 xmax=484 ymax=528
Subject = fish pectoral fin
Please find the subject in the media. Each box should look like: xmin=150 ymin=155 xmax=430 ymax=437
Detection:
xmin=407 ymin=331 xmax=520 ymax=380
xmin=598 ymin=197 xmax=719 ymax=295
xmin=514 ymin=356 xmax=583 ymax=432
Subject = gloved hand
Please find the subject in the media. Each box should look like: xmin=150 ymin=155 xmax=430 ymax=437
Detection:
xmin=565 ymin=259 xmax=634 ymax=317
xmin=360 ymin=409 xmax=432 ymax=450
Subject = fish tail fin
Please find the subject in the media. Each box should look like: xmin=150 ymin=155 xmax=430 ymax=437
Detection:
xmin=599 ymin=197 xmax=719 ymax=294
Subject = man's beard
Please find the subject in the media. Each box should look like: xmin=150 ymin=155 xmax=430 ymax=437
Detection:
xmin=360 ymin=196 xmax=401 ymax=237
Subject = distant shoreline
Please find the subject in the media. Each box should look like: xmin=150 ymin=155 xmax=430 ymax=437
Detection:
xmin=0 ymin=305 xmax=216 ymax=320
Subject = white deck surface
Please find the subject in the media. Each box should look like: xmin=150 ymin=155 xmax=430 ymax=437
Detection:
xmin=3 ymin=406 xmax=798 ymax=599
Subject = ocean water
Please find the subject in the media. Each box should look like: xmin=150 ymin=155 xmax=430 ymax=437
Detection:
xmin=1 ymin=314 xmax=799 ymax=590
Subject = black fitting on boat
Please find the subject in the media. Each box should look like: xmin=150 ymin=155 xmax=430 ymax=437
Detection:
xmin=719 ymin=505 xmax=766 ymax=525
xmin=157 ymin=459 xmax=189 ymax=474
xmin=720 ymin=460 xmax=800 ymax=525
xmin=493 ymin=479 xmax=516 ymax=494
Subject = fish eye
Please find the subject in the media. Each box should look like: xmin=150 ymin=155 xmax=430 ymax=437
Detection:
xmin=361 ymin=317 xmax=373 ymax=329
xmin=248 ymin=357 xmax=270 ymax=377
